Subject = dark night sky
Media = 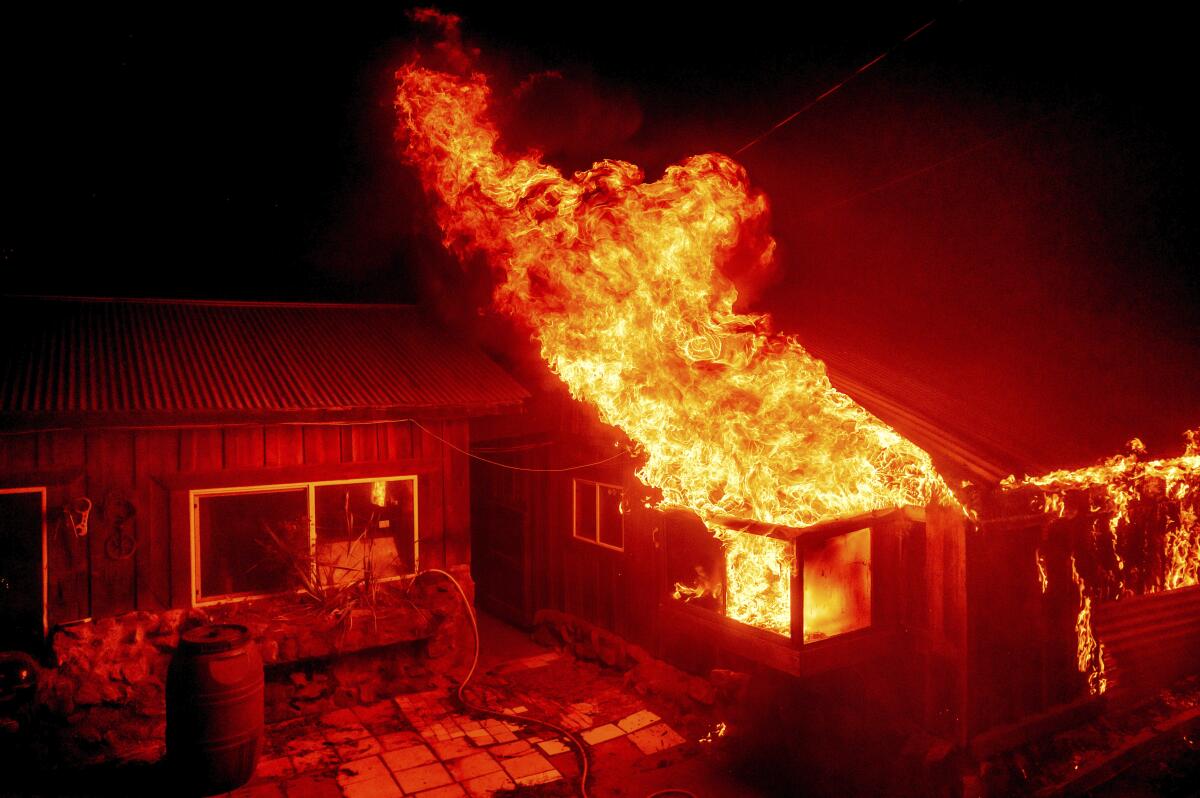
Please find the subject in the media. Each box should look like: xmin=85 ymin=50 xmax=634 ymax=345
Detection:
xmin=3 ymin=3 xmax=1197 ymax=474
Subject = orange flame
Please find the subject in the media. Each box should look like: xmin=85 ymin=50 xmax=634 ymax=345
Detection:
xmin=1070 ymin=555 xmax=1107 ymax=695
xmin=395 ymin=59 xmax=951 ymax=634
xmin=1007 ymin=431 xmax=1200 ymax=692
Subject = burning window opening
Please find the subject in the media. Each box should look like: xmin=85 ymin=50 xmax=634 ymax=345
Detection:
xmin=395 ymin=40 xmax=953 ymax=639
xmin=803 ymin=526 xmax=871 ymax=642
xmin=668 ymin=511 xmax=876 ymax=644
xmin=192 ymin=476 xmax=418 ymax=606
xmin=394 ymin=23 xmax=1200 ymax=675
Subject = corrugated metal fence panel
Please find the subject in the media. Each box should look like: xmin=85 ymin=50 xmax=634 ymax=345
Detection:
xmin=1093 ymin=584 xmax=1200 ymax=692
xmin=0 ymin=297 xmax=528 ymax=422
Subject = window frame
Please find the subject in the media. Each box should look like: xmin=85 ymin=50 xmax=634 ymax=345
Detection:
xmin=571 ymin=478 xmax=624 ymax=553
xmin=190 ymin=475 xmax=419 ymax=607
xmin=0 ymin=486 xmax=47 ymax=638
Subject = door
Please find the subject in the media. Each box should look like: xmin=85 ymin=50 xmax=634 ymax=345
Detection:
xmin=0 ymin=488 xmax=45 ymax=652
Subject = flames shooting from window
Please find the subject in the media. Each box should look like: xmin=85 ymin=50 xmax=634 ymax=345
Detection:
xmin=394 ymin=37 xmax=951 ymax=635
xmin=394 ymin=17 xmax=1200 ymax=678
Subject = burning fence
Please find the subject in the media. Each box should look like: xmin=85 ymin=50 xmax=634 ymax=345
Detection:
xmin=1001 ymin=432 xmax=1200 ymax=695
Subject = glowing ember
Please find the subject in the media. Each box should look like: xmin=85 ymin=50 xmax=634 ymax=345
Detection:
xmin=394 ymin=34 xmax=950 ymax=634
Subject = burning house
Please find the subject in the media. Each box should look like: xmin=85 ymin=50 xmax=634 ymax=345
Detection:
xmin=392 ymin=35 xmax=1200 ymax=796
xmin=4 ymin=7 xmax=1200 ymax=798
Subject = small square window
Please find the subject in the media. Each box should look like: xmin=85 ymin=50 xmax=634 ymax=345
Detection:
xmin=573 ymin=479 xmax=624 ymax=551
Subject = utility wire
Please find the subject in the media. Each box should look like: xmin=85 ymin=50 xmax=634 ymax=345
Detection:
xmin=405 ymin=418 xmax=628 ymax=474
xmin=734 ymin=17 xmax=938 ymax=156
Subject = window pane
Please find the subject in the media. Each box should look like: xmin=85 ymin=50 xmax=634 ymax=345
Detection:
xmin=314 ymin=479 xmax=415 ymax=585
xmin=803 ymin=527 xmax=871 ymax=643
xmin=198 ymin=489 xmax=308 ymax=599
xmin=574 ymin=480 xmax=597 ymax=542
xmin=598 ymin=485 xmax=624 ymax=549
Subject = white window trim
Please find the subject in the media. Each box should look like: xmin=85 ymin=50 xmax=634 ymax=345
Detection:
xmin=571 ymin=478 xmax=624 ymax=553
xmin=190 ymin=475 xmax=419 ymax=607
xmin=0 ymin=486 xmax=48 ymax=637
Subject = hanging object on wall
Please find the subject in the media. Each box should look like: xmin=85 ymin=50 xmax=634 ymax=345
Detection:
xmin=62 ymin=497 xmax=92 ymax=538
xmin=102 ymin=494 xmax=138 ymax=560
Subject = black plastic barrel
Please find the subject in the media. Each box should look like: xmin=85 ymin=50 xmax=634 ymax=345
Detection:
xmin=166 ymin=624 xmax=263 ymax=795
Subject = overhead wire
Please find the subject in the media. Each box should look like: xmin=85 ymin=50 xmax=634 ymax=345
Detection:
xmin=404 ymin=418 xmax=629 ymax=474
xmin=734 ymin=16 xmax=939 ymax=155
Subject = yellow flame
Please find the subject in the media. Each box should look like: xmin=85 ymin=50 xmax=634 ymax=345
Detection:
xmin=395 ymin=61 xmax=951 ymax=635
xmin=1070 ymin=555 xmax=1107 ymax=696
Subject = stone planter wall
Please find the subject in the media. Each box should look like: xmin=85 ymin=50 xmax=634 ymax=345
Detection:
xmin=31 ymin=566 xmax=474 ymax=768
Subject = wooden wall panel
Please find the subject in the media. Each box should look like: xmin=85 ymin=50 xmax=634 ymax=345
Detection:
xmin=134 ymin=430 xmax=179 ymax=610
xmin=264 ymin=425 xmax=304 ymax=467
xmin=85 ymin=431 xmax=137 ymax=619
xmin=380 ymin=421 xmax=413 ymax=461
xmin=416 ymin=423 xmax=445 ymax=570
xmin=303 ymin=427 xmax=341 ymax=465
xmin=223 ymin=426 xmax=265 ymax=469
xmin=180 ymin=429 xmax=223 ymax=472
xmin=0 ymin=433 xmax=37 ymax=473
xmin=442 ymin=421 xmax=470 ymax=568
xmin=6 ymin=415 xmax=468 ymax=625
xmin=349 ymin=424 xmax=379 ymax=463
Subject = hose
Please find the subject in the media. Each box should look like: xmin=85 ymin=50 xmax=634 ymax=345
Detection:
xmin=416 ymin=569 xmax=592 ymax=797
xmin=417 ymin=568 xmax=698 ymax=798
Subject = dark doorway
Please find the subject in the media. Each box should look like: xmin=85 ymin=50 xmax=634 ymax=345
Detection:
xmin=0 ymin=489 xmax=45 ymax=652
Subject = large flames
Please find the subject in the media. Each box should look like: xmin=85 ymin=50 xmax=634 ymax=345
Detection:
xmin=395 ymin=19 xmax=1199 ymax=689
xmin=395 ymin=51 xmax=950 ymax=635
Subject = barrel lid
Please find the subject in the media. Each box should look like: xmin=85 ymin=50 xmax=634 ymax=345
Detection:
xmin=180 ymin=624 xmax=251 ymax=654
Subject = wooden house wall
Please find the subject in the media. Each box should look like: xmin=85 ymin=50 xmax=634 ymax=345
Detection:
xmin=0 ymin=419 xmax=471 ymax=628
xmin=913 ymin=504 xmax=1091 ymax=755
xmin=538 ymin=465 xmax=660 ymax=652
xmin=468 ymin=428 xmax=660 ymax=651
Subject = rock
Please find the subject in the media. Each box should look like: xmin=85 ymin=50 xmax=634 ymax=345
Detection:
xmin=75 ymin=679 xmax=104 ymax=706
xmin=119 ymin=655 xmax=149 ymax=685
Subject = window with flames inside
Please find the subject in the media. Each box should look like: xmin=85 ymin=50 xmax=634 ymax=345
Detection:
xmin=192 ymin=477 xmax=417 ymax=605
xmin=671 ymin=521 xmax=872 ymax=644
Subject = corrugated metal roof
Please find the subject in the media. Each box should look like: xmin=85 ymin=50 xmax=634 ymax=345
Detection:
xmin=0 ymin=296 xmax=529 ymax=428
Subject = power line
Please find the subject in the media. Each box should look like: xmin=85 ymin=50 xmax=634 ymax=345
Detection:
xmin=734 ymin=17 xmax=938 ymax=156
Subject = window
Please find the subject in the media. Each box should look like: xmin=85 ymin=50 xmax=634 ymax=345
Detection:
xmin=572 ymin=479 xmax=623 ymax=551
xmin=802 ymin=527 xmax=871 ymax=643
xmin=191 ymin=476 xmax=417 ymax=605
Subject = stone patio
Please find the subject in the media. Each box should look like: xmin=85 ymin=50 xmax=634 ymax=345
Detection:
xmin=224 ymin=649 xmax=698 ymax=798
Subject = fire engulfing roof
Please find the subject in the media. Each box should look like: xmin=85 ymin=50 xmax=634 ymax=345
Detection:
xmin=0 ymin=296 xmax=529 ymax=429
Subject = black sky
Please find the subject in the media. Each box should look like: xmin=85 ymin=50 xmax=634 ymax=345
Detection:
xmin=3 ymin=3 xmax=1197 ymax=472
